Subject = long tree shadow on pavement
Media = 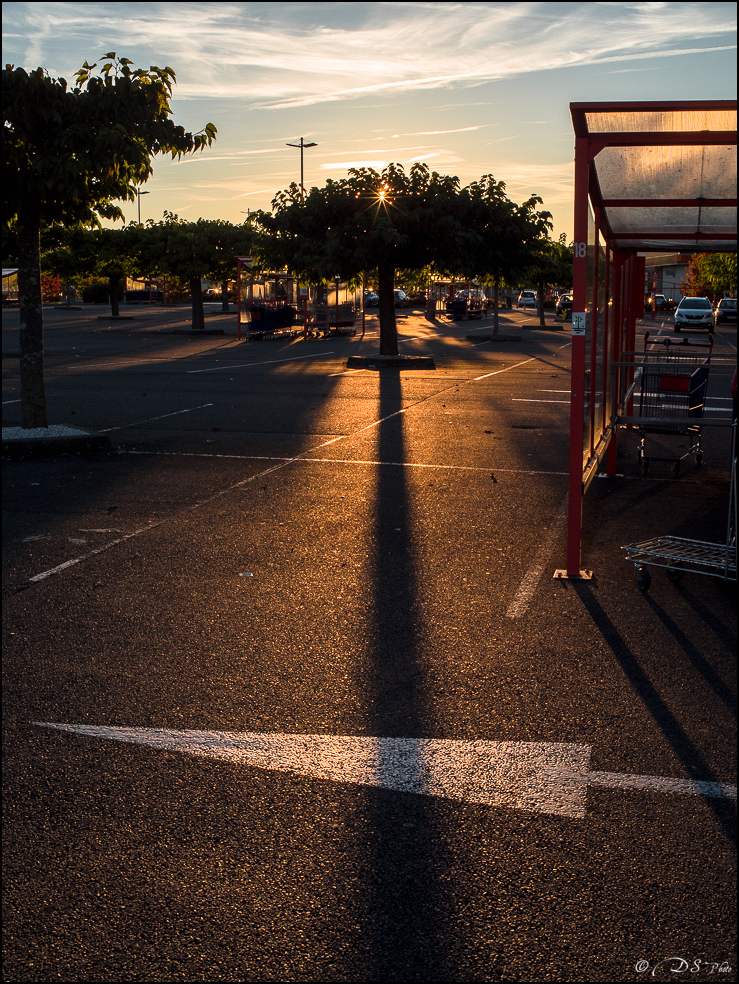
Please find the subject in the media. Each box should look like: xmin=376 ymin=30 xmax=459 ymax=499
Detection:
xmin=358 ymin=367 xmax=456 ymax=981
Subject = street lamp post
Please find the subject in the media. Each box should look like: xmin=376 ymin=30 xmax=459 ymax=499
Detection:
xmin=137 ymin=188 xmax=150 ymax=224
xmin=286 ymin=138 xmax=317 ymax=199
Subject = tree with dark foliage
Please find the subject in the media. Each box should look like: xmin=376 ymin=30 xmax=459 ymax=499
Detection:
xmin=3 ymin=53 xmax=216 ymax=427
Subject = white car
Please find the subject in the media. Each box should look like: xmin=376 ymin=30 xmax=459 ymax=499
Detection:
xmin=673 ymin=296 xmax=714 ymax=332
xmin=517 ymin=290 xmax=537 ymax=308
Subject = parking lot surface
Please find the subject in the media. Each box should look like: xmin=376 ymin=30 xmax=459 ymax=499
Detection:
xmin=3 ymin=304 xmax=736 ymax=982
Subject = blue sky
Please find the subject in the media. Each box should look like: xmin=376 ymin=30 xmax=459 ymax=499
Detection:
xmin=3 ymin=1 xmax=737 ymax=238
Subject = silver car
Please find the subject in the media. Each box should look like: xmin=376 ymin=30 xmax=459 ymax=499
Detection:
xmin=517 ymin=290 xmax=537 ymax=308
xmin=674 ymin=296 xmax=714 ymax=332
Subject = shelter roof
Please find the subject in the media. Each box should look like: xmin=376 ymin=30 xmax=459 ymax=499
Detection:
xmin=570 ymin=101 xmax=737 ymax=253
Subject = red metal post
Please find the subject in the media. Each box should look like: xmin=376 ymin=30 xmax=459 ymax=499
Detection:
xmin=565 ymin=136 xmax=591 ymax=576
xmin=606 ymin=253 xmax=623 ymax=476
xmin=236 ymin=258 xmax=242 ymax=341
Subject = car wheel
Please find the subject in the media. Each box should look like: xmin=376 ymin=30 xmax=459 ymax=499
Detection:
xmin=674 ymin=324 xmax=681 ymax=332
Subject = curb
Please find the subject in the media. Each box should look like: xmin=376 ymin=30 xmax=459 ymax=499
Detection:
xmin=2 ymin=434 xmax=113 ymax=459
xmin=347 ymin=355 xmax=435 ymax=369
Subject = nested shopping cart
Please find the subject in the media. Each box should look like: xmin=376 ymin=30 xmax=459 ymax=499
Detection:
xmin=634 ymin=336 xmax=712 ymax=478
xmin=623 ymin=422 xmax=737 ymax=591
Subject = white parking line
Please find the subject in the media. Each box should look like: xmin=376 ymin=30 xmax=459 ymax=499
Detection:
xmin=2 ymin=399 xmax=20 ymax=404
xmin=512 ymin=398 xmax=569 ymax=404
xmin=27 ymin=350 xmax=567 ymax=583
xmin=187 ymin=351 xmax=334 ymax=373
xmin=98 ymin=403 xmax=214 ymax=433
xmin=506 ymin=494 xmax=568 ymax=619
xmin=118 ymin=451 xmax=570 ymax=476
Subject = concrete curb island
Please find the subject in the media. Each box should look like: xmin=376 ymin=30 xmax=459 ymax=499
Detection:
xmin=2 ymin=425 xmax=113 ymax=459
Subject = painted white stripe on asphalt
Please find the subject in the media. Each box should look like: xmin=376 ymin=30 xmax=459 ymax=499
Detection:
xmin=98 ymin=403 xmax=214 ymax=433
xmin=586 ymin=770 xmax=737 ymax=800
xmin=3 ymin=399 xmax=20 ymax=404
xmin=34 ymin=725 xmax=737 ymax=817
xmin=28 ymin=521 xmax=169 ymax=582
xmin=187 ymin=352 xmax=334 ymax=373
xmin=506 ymin=494 xmax=569 ymax=619
xmin=512 ymin=398 xmax=570 ymax=404
xmin=27 ymin=349 xmax=567 ymax=583
xmin=474 ymin=357 xmax=537 ymax=381
xmin=118 ymin=450 xmax=569 ymax=476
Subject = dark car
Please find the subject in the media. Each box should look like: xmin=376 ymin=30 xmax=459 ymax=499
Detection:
xmin=364 ymin=290 xmax=378 ymax=307
xmin=556 ymin=293 xmax=573 ymax=318
xmin=714 ymin=297 xmax=737 ymax=325
xmin=405 ymin=290 xmax=427 ymax=307
xmin=394 ymin=289 xmax=411 ymax=308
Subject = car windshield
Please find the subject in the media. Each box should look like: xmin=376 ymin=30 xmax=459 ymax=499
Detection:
xmin=719 ymin=299 xmax=736 ymax=309
xmin=679 ymin=297 xmax=712 ymax=309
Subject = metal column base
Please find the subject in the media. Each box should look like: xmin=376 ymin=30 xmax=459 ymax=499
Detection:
xmin=553 ymin=570 xmax=593 ymax=580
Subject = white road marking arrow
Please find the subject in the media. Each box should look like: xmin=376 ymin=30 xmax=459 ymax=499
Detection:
xmin=35 ymin=725 xmax=737 ymax=820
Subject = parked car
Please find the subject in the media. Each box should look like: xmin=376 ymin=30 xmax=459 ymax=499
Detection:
xmin=647 ymin=293 xmax=670 ymax=311
xmin=405 ymin=290 xmax=427 ymax=306
xmin=714 ymin=297 xmax=737 ymax=326
xmin=394 ymin=289 xmax=411 ymax=308
xmin=364 ymin=290 xmax=378 ymax=307
xmin=517 ymin=290 xmax=537 ymax=308
xmin=673 ymin=296 xmax=714 ymax=332
xmin=555 ymin=293 xmax=573 ymax=317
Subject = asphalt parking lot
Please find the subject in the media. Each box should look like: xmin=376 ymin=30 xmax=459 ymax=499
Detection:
xmin=2 ymin=303 xmax=737 ymax=982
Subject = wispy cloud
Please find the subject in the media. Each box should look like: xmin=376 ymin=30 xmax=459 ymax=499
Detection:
xmin=8 ymin=1 xmax=736 ymax=111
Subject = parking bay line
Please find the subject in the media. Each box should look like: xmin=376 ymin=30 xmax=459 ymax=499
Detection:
xmin=34 ymin=725 xmax=738 ymax=819
xmin=27 ymin=354 xmax=561 ymax=583
xmin=507 ymin=494 xmax=568 ymax=619
xmin=98 ymin=403 xmax=214 ymax=434
xmin=119 ymin=450 xmax=569 ymax=476
xmin=187 ymin=351 xmax=335 ymax=373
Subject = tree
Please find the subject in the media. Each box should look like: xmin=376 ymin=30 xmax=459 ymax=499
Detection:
xmin=260 ymin=164 xmax=466 ymax=355
xmin=525 ymin=233 xmax=573 ymax=327
xmin=460 ymin=176 xmax=553 ymax=335
xmin=128 ymin=215 xmax=255 ymax=329
xmin=683 ymin=252 xmax=736 ymax=299
xmin=3 ymin=53 xmax=216 ymax=428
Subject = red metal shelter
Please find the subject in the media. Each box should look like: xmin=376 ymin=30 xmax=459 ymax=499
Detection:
xmin=561 ymin=101 xmax=737 ymax=578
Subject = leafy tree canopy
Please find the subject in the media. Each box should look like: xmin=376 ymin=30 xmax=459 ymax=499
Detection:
xmin=3 ymin=53 xmax=216 ymax=229
xmin=2 ymin=52 xmax=216 ymax=427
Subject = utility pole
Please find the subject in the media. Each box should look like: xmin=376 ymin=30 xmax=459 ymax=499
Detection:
xmin=286 ymin=138 xmax=317 ymax=199
xmin=137 ymin=188 xmax=150 ymax=224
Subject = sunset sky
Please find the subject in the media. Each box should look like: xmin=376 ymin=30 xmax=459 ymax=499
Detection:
xmin=3 ymin=1 xmax=737 ymax=239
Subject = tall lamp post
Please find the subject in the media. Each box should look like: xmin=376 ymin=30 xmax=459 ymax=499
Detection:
xmin=137 ymin=188 xmax=150 ymax=224
xmin=286 ymin=138 xmax=317 ymax=199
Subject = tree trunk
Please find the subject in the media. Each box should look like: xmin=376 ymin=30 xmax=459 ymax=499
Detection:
xmin=190 ymin=277 xmax=205 ymax=330
xmin=221 ymin=279 xmax=229 ymax=313
xmin=17 ymin=219 xmax=48 ymax=429
xmin=109 ymin=274 xmax=120 ymax=317
xmin=377 ymin=257 xmax=398 ymax=355
xmin=493 ymin=275 xmax=499 ymax=338
xmin=538 ymin=277 xmax=546 ymax=327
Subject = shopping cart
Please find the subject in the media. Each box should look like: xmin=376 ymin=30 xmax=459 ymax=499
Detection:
xmin=623 ymin=423 xmax=737 ymax=591
xmin=634 ymin=336 xmax=711 ymax=478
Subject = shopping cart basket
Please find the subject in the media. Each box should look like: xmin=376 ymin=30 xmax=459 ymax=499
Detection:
xmin=635 ymin=339 xmax=711 ymax=478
